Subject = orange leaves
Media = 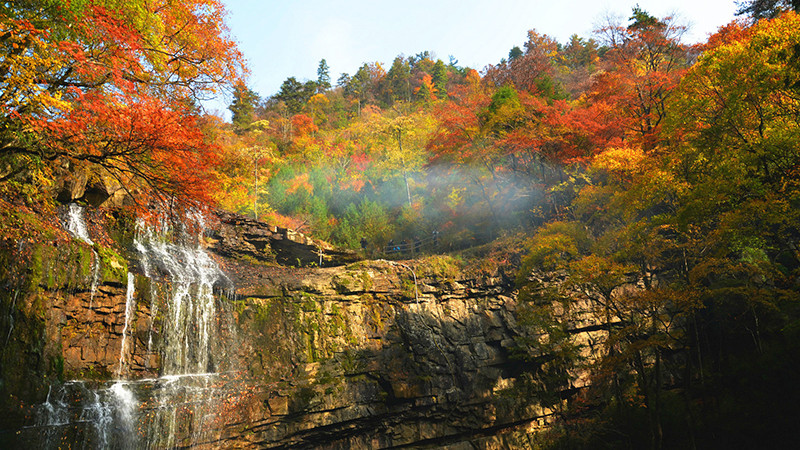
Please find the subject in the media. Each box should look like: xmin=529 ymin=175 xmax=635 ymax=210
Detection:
xmin=703 ymin=20 xmax=752 ymax=50
xmin=338 ymin=152 xmax=373 ymax=193
xmin=1 ymin=0 xmax=245 ymax=209
xmin=592 ymin=13 xmax=690 ymax=151
xmin=427 ymin=88 xmax=489 ymax=164
xmin=561 ymin=99 xmax=626 ymax=157
xmin=151 ymin=0 xmax=244 ymax=91
xmin=430 ymin=82 xmax=592 ymax=168
xmin=291 ymin=114 xmax=318 ymax=138
xmin=35 ymin=91 xmax=217 ymax=208
xmin=414 ymin=73 xmax=437 ymax=103
xmin=286 ymin=173 xmax=313 ymax=195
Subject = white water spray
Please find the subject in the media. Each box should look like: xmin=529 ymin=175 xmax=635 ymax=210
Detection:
xmin=63 ymin=203 xmax=101 ymax=310
xmin=66 ymin=203 xmax=93 ymax=245
xmin=33 ymin=213 xmax=235 ymax=448
xmin=117 ymin=272 xmax=136 ymax=378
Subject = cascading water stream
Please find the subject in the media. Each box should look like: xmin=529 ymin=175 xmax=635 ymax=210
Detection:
xmin=64 ymin=203 xmax=101 ymax=310
xmin=117 ymin=272 xmax=136 ymax=377
xmin=130 ymin=219 xmax=234 ymax=448
xmin=33 ymin=212 xmax=236 ymax=448
xmin=66 ymin=203 xmax=93 ymax=245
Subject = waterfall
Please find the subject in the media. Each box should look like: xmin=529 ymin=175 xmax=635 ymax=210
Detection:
xmin=30 ymin=213 xmax=236 ymax=448
xmin=34 ymin=380 xmax=138 ymax=449
xmin=129 ymin=219 xmax=233 ymax=448
xmin=117 ymin=272 xmax=136 ymax=378
xmin=88 ymin=249 xmax=101 ymax=311
xmin=133 ymin=221 xmax=230 ymax=374
xmin=63 ymin=203 xmax=101 ymax=310
xmin=65 ymin=203 xmax=93 ymax=245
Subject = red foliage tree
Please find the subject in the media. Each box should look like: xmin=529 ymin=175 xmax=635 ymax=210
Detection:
xmin=591 ymin=8 xmax=692 ymax=151
xmin=1 ymin=0 xmax=244 ymax=210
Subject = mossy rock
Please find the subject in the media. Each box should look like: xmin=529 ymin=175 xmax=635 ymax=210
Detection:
xmin=332 ymin=271 xmax=369 ymax=293
xmin=415 ymin=255 xmax=463 ymax=281
xmin=96 ymin=244 xmax=128 ymax=284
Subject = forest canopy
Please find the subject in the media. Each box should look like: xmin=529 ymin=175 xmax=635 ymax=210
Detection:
xmin=211 ymin=7 xmax=800 ymax=447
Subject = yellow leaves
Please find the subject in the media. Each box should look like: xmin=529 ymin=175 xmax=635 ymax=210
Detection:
xmin=446 ymin=186 xmax=465 ymax=211
xmin=568 ymin=254 xmax=633 ymax=292
xmin=307 ymin=93 xmax=330 ymax=111
xmin=591 ymin=146 xmax=645 ymax=178
xmin=249 ymin=119 xmax=270 ymax=131
xmin=211 ymin=171 xmax=251 ymax=214
xmin=1 ymin=19 xmax=70 ymax=116
xmin=520 ymin=221 xmax=590 ymax=274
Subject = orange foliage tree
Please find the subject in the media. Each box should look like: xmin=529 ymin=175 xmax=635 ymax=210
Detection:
xmin=591 ymin=7 xmax=691 ymax=151
xmin=1 ymin=0 xmax=244 ymax=209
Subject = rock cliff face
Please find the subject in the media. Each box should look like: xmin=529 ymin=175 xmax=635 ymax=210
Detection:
xmin=206 ymin=258 xmax=551 ymax=448
xmin=0 ymin=209 xmax=598 ymax=448
xmin=210 ymin=211 xmax=360 ymax=267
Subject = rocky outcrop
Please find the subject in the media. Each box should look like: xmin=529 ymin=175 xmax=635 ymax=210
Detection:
xmin=52 ymin=163 xmax=134 ymax=208
xmin=1 ymin=210 xmax=602 ymax=449
xmin=209 ymin=211 xmax=360 ymax=267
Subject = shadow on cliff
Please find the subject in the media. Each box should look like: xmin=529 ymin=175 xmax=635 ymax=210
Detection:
xmin=239 ymin=304 xmax=550 ymax=450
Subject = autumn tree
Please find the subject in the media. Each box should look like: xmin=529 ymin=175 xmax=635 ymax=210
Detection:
xmin=665 ymin=14 xmax=800 ymax=388
xmin=556 ymin=34 xmax=600 ymax=98
xmin=427 ymin=78 xmax=546 ymax=232
xmin=485 ymin=30 xmax=564 ymax=99
xmin=340 ymin=63 xmax=381 ymax=114
xmin=514 ymin=12 xmax=800 ymax=447
xmin=592 ymin=7 xmax=691 ymax=150
xmin=1 ymin=0 xmax=244 ymax=208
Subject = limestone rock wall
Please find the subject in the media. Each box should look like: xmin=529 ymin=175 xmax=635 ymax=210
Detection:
xmin=209 ymin=211 xmax=360 ymax=267
xmin=47 ymin=282 xmax=158 ymax=379
xmin=201 ymin=258 xmax=555 ymax=449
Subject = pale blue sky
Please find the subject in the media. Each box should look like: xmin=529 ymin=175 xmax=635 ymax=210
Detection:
xmin=206 ymin=0 xmax=740 ymax=117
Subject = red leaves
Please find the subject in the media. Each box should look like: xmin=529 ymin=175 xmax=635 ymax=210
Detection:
xmin=1 ymin=0 xmax=245 ymax=210
xmin=35 ymin=91 xmax=218 ymax=209
xmin=592 ymin=16 xmax=690 ymax=151
xmin=703 ymin=20 xmax=752 ymax=50
xmin=429 ymin=83 xmax=596 ymax=168
xmin=426 ymin=88 xmax=489 ymax=164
